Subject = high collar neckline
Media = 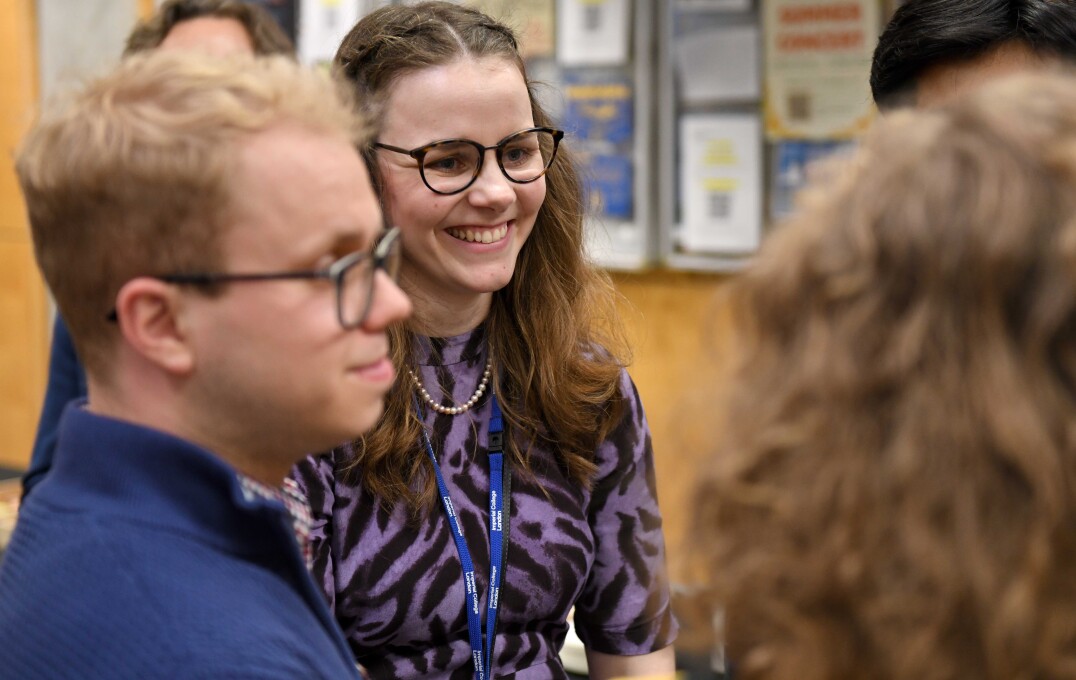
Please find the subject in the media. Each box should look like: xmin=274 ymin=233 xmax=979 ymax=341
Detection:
xmin=413 ymin=324 xmax=488 ymax=367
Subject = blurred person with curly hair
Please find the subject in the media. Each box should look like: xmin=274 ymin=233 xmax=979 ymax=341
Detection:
xmin=699 ymin=71 xmax=1076 ymax=680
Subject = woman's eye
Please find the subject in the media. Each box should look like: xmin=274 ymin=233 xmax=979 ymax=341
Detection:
xmin=423 ymin=142 xmax=477 ymax=176
xmin=426 ymin=156 xmax=463 ymax=173
xmin=503 ymin=146 xmax=534 ymax=165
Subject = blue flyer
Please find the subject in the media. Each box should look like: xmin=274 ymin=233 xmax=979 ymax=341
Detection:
xmin=560 ymin=70 xmax=634 ymax=146
xmin=585 ymin=152 xmax=634 ymax=221
xmin=771 ymin=140 xmax=855 ymax=220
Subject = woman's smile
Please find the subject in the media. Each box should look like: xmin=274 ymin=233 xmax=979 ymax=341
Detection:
xmin=445 ymin=223 xmax=510 ymax=244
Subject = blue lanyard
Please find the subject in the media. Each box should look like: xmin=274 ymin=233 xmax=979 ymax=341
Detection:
xmin=420 ymin=394 xmax=506 ymax=680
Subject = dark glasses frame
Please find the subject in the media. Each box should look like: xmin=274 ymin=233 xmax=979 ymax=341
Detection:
xmin=107 ymin=227 xmax=401 ymax=330
xmin=374 ymin=126 xmax=564 ymax=195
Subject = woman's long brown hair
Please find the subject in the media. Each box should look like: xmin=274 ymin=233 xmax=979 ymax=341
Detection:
xmin=334 ymin=2 xmax=629 ymax=511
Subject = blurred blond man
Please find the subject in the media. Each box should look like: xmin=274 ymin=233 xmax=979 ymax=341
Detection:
xmin=0 ymin=52 xmax=409 ymax=679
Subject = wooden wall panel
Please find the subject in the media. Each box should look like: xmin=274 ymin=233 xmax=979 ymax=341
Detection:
xmin=612 ymin=271 xmax=738 ymax=586
xmin=0 ymin=241 xmax=48 ymax=469
xmin=0 ymin=0 xmax=36 ymax=235
xmin=0 ymin=0 xmax=45 ymax=470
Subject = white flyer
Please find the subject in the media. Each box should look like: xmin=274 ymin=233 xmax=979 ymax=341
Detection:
xmin=556 ymin=0 xmax=631 ymax=66
xmin=676 ymin=0 xmax=751 ymax=10
xmin=677 ymin=24 xmax=761 ymax=104
xmin=679 ymin=114 xmax=763 ymax=254
xmin=298 ymin=0 xmax=365 ymax=67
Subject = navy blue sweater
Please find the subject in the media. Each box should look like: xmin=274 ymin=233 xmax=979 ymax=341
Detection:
xmin=23 ymin=315 xmax=84 ymax=498
xmin=0 ymin=405 xmax=362 ymax=679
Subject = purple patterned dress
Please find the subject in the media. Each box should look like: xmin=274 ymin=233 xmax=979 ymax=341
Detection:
xmin=290 ymin=327 xmax=677 ymax=679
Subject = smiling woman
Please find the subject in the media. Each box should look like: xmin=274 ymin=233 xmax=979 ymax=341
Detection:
xmin=289 ymin=2 xmax=678 ymax=679
xmin=374 ymin=56 xmax=549 ymax=330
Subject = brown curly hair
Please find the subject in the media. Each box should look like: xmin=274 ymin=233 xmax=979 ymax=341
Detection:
xmin=333 ymin=2 xmax=629 ymax=510
xmin=123 ymin=0 xmax=294 ymax=57
xmin=698 ymin=72 xmax=1076 ymax=680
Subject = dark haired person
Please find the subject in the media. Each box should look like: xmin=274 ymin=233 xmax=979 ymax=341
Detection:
xmin=870 ymin=0 xmax=1076 ymax=108
xmin=125 ymin=0 xmax=293 ymax=56
xmin=22 ymin=0 xmax=295 ymax=499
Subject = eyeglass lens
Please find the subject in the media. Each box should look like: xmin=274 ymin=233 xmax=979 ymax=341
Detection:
xmin=339 ymin=232 xmax=403 ymax=329
xmin=421 ymin=129 xmax=558 ymax=194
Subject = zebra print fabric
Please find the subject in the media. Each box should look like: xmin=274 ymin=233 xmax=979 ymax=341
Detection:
xmin=290 ymin=327 xmax=678 ymax=679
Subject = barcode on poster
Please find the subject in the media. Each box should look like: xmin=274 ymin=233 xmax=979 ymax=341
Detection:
xmin=708 ymin=192 xmax=732 ymax=219
xmin=584 ymin=6 xmax=603 ymax=32
xmin=788 ymin=92 xmax=811 ymax=122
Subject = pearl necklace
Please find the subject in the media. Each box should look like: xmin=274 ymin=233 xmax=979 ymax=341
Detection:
xmin=408 ymin=360 xmax=492 ymax=415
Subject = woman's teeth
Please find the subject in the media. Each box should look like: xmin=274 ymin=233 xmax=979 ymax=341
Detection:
xmin=446 ymin=224 xmax=508 ymax=244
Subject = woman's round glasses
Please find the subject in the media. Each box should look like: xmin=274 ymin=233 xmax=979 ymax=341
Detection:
xmin=374 ymin=127 xmax=564 ymax=195
xmin=112 ymin=227 xmax=403 ymax=330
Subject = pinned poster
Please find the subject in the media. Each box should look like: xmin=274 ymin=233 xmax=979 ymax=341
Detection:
xmin=561 ymin=71 xmax=634 ymax=145
xmin=679 ymin=114 xmax=762 ymax=254
xmin=556 ymin=0 xmax=631 ymax=66
xmin=770 ymin=140 xmax=854 ymax=219
xmin=676 ymin=0 xmax=752 ymax=10
xmin=298 ymin=0 xmax=364 ymax=67
xmin=586 ymin=151 xmax=634 ymax=221
xmin=677 ymin=24 xmax=761 ymax=104
xmin=763 ymin=0 xmax=880 ymax=139
xmin=468 ymin=0 xmax=555 ymax=59
xmin=561 ymin=71 xmax=634 ymax=222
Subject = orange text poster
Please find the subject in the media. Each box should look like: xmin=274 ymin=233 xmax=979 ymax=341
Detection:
xmin=763 ymin=0 xmax=880 ymax=140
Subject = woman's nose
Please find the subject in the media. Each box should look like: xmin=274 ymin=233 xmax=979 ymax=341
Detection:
xmin=466 ymin=153 xmax=516 ymax=210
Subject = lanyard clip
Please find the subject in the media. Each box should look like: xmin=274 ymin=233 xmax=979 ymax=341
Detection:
xmin=488 ymin=431 xmax=504 ymax=453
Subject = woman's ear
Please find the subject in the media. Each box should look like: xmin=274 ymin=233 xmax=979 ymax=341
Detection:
xmin=113 ymin=278 xmax=196 ymax=376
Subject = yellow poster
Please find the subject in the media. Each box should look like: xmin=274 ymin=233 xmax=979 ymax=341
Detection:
xmin=467 ymin=0 xmax=555 ymax=59
xmin=763 ymin=0 xmax=880 ymax=140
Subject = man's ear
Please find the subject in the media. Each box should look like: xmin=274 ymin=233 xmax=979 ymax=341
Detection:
xmin=113 ymin=278 xmax=195 ymax=376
